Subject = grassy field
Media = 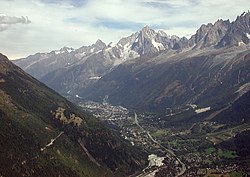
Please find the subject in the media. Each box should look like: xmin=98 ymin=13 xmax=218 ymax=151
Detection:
xmin=218 ymin=149 xmax=238 ymax=159
xmin=205 ymin=147 xmax=216 ymax=155
xmin=229 ymin=171 xmax=246 ymax=177
xmin=205 ymin=170 xmax=246 ymax=177
xmin=151 ymin=129 xmax=167 ymax=138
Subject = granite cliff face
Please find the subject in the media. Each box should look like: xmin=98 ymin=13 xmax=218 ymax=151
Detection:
xmin=188 ymin=19 xmax=231 ymax=48
xmin=81 ymin=46 xmax=250 ymax=111
xmin=14 ymin=40 xmax=106 ymax=79
xmin=14 ymin=25 xmax=186 ymax=94
xmin=218 ymin=12 xmax=250 ymax=47
xmin=13 ymin=12 xmax=250 ymax=112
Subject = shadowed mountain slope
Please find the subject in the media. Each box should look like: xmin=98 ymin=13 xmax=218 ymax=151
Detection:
xmin=0 ymin=53 xmax=147 ymax=177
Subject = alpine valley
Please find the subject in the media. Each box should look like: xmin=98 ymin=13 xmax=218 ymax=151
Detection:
xmin=0 ymin=53 xmax=147 ymax=177
xmin=3 ymin=11 xmax=250 ymax=176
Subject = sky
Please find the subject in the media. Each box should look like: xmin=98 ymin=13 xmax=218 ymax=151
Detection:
xmin=0 ymin=0 xmax=249 ymax=59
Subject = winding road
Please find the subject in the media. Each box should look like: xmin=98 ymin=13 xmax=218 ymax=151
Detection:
xmin=134 ymin=113 xmax=186 ymax=176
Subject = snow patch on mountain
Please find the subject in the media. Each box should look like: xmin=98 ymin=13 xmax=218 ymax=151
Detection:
xmin=121 ymin=42 xmax=132 ymax=58
xmin=90 ymin=48 xmax=95 ymax=53
xmin=246 ymin=33 xmax=250 ymax=39
xmin=151 ymin=39 xmax=165 ymax=51
xmin=158 ymin=30 xmax=168 ymax=37
xmin=75 ymin=51 xmax=86 ymax=59
xmin=79 ymin=51 xmax=86 ymax=56
xmin=134 ymin=36 xmax=139 ymax=43
xmin=238 ymin=41 xmax=246 ymax=46
xmin=67 ymin=48 xmax=74 ymax=53
xmin=55 ymin=50 xmax=64 ymax=54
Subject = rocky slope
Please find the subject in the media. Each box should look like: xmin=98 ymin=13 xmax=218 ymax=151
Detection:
xmin=13 ymin=25 xmax=187 ymax=95
xmin=0 ymin=53 xmax=147 ymax=177
xmin=13 ymin=40 xmax=106 ymax=79
xmin=13 ymin=11 xmax=250 ymax=112
xmin=218 ymin=11 xmax=250 ymax=47
xmin=79 ymin=12 xmax=250 ymax=112
xmin=81 ymin=45 xmax=250 ymax=112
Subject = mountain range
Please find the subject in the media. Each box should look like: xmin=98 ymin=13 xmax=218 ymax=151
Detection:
xmin=0 ymin=53 xmax=147 ymax=177
xmin=13 ymin=12 xmax=250 ymax=113
xmin=2 ymin=11 xmax=250 ymax=177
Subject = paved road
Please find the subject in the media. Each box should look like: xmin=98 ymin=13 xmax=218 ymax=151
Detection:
xmin=134 ymin=113 xmax=186 ymax=177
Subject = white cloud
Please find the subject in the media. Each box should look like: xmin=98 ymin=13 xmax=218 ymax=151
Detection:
xmin=0 ymin=14 xmax=31 ymax=31
xmin=0 ymin=14 xmax=30 ymax=24
xmin=0 ymin=0 xmax=249 ymax=59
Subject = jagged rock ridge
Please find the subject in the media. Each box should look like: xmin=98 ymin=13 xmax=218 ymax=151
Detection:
xmin=13 ymin=12 xmax=250 ymax=111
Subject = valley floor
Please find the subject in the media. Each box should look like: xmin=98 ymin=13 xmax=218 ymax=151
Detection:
xmin=79 ymin=100 xmax=250 ymax=177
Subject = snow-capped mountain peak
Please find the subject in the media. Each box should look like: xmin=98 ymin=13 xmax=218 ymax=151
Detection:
xmin=140 ymin=25 xmax=157 ymax=39
xmin=100 ymin=25 xmax=184 ymax=64
xmin=94 ymin=39 xmax=106 ymax=48
xmin=158 ymin=30 xmax=169 ymax=37
xmin=13 ymin=12 xmax=250 ymax=100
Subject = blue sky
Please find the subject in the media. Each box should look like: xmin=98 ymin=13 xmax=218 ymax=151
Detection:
xmin=0 ymin=0 xmax=249 ymax=59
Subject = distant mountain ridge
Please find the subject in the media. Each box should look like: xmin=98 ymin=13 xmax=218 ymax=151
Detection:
xmin=14 ymin=24 xmax=190 ymax=94
xmin=13 ymin=11 xmax=250 ymax=112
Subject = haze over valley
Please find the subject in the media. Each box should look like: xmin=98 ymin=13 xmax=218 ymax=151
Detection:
xmin=1 ymin=1 xmax=250 ymax=176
